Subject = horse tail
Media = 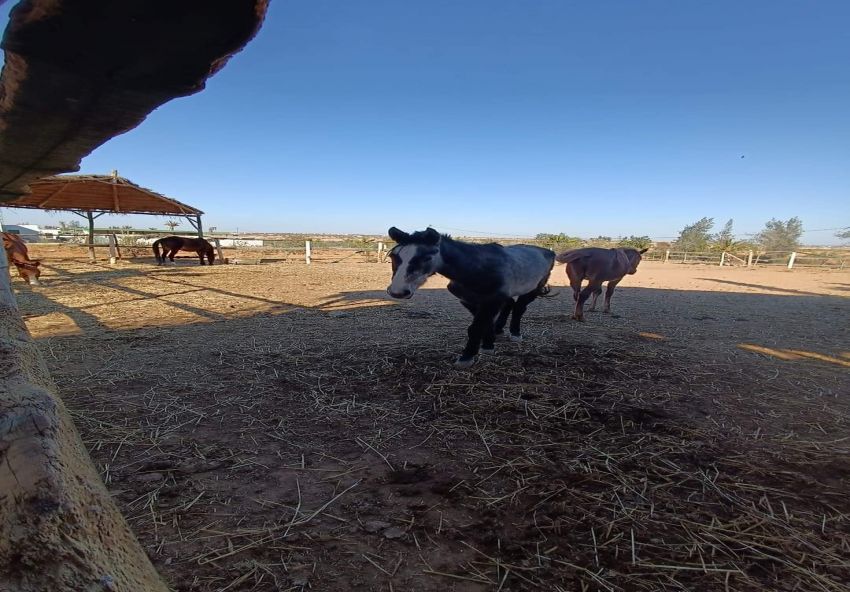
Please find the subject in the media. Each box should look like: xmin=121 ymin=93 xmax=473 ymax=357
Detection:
xmin=152 ymin=239 xmax=163 ymax=264
xmin=555 ymin=250 xmax=583 ymax=264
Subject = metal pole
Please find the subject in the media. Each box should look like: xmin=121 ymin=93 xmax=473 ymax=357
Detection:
xmin=195 ymin=215 xmax=203 ymax=239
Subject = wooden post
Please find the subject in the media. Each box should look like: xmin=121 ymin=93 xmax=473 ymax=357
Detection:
xmin=663 ymin=250 xmax=670 ymax=263
xmin=377 ymin=241 xmax=384 ymax=262
xmin=787 ymin=252 xmax=797 ymax=269
xmin=747 ymin=250 xmax=753 ymax=267
xmin=213 ymin=238 xmax=224 ymax=264
xmin=107 ymin=234 xmax=118 ymax=265
xmin=719 ymin=252 xmax=726 ymax=267
xmin=305 ymin=240 xmax=312 ymax=265
xmin=683 ymin=252 xmax=688 ymax=264
xmin=0 ymin=238 xmax=17 ymax=308
xmin=86 ymin=211 xmax=96 ymax=262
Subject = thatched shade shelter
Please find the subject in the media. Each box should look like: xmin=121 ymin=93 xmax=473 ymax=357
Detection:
xmin=3 ymin=171 xmax=206 ymax=259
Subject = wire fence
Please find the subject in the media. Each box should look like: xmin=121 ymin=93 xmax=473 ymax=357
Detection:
xmin=37 ymin=231 xmax=850 ymax=269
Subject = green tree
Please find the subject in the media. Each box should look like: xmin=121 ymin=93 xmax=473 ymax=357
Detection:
xmin=712 ymin=218 xmax=737 ymax=251
xmin=585 ymin=235 xmax=613 ymax=247
xmin=164 ymin=220 xmax=180 ymax=232
xmin=756 ymin=217 xmax=803 ymax=252
xmin=534 ymin=232 xmax=582 ymax=250
xmin=617 ymin=235 xmax=652 ymax=250
xmin=836 ymin=228 xmax=850 ymax=241
xmin=675 ymin=217 xmax=714 ymax=251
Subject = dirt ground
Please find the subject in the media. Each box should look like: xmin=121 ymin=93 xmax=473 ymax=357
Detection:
xmin=12 ymin=246 xmax=850 ymax=592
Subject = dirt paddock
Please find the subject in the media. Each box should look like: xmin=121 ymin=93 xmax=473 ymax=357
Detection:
xmin=13 ymin=247 xmax=850 ymax=592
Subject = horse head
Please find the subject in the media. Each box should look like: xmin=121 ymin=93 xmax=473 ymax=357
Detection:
xmin=625 ymin=248 xmax=648 ymax=274
xmin=16 ymin=259 xmax=41 ymax=285
xmin=386 ymin=227 xmax=442 ymax=299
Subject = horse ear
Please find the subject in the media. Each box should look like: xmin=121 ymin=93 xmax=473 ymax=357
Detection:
xmin=423 ymin=228 xmax=440 ymax=245
xmin=639 ymin=248 xmax=649 ymax=254
xmin=388 ymin=227 xmax=409 ymax=244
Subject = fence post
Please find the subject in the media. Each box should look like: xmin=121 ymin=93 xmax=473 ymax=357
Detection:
xmin=664 ymin=250 xmax=670 ymax=263
xmin=747 ymin=250 xmax=753 ymax=267
xmin=377 ymin=241 xmax=384 ymax=263
xmin=787 ymin=252 xmax=796 ymax=269
xmin=305 ymin=240 xmax=312 ymax=265
xmin=213 ymin=238 xmax=224 ymax=264
xmin=107 ymin=234 xmax=118 ymax=265
xmin=719 ymin=251 xmax=726 ymax=267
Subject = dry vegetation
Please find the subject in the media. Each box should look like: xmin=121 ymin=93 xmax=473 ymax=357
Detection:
xmin=14 ymin=245 xmax=850 ymax=591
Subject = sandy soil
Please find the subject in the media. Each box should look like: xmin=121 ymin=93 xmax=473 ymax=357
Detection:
xmin=11 ymin=247 xmax=850 ymax=591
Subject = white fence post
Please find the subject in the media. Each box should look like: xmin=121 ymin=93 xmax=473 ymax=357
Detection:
xmin=719 ymin=252 xmax=726 ymax=267
xmin=664 ymin=250 xmax=670 ymax=263
xmin=747 ymin=250 xmax=753 ymax=267
xmin=305 ymin=240 xmax=312 ymax=265
xmin=787 ymin=252 xmax=796 ymax=269
xmin=377 ymin=241 xmax=384 ymax=262
xmin=107 ymin=234 xmax=118 ymax=265
xmin=213 ymin=238 xmax=225 ymax=264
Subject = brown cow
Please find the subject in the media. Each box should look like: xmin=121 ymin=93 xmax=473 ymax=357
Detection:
xmin=3 ymin=232 xmax=41 ymax=285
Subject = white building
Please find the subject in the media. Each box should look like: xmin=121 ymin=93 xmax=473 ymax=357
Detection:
xmin=1 ymin=224 xmax=44 ymax=242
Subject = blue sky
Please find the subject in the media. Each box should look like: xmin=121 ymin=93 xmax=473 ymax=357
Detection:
xmin=2 ymin=1 xmax=849 ymax=243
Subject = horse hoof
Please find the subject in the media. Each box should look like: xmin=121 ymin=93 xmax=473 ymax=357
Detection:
xmin=571 ymin=315 xmax=585 ymax=322
xmin=453 ymin=357 xmax=476 ymax=369
xmin=509 ymin=334 xmax=523 ymax=343
xmin=480 ymin=347 xmax=495 ymax=355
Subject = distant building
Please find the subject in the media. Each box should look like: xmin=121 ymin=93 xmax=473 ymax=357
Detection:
xmin=2 ymin=224 xmax=43 ymax=242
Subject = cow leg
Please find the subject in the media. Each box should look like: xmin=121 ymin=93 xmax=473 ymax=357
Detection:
xmin=574 ymin=282 xmax=601 ymax=321
xmin=493 ymin=298 xmax=514 ymax=336
xmin=509 ymin=291 xmax=538 ymax=341
xmin=587 ymin=285 xmax=603 ymax=312
xmin=603 ymin=279 xmax=621 ymax=313
xmin=456 ymin=301 xmax=499 ymax=369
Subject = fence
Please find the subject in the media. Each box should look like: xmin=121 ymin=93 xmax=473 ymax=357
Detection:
xmin=643 ymin=249 xmax=849 ymax=269
xmin=42 ymin=232 xmax=850 ymax=270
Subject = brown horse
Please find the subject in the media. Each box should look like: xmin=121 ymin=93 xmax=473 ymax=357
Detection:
xmin=555 ymin=247 xmax=647 ymax=321
xmin=152 ymin=236 xmax=215 ymax=265
xmin=3 ymin=232 xmax=41 ymax=285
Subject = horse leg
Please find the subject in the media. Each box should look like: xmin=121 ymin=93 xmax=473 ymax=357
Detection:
xmin=603 ymin=279 xmax=621 ymax=313
xmin=509 ymin=292 xmax=538 ymax=341
xmin=198 ymin=250 xmax=205 ymax=265
xmin=573 ymin=282 xmax=601 ymax=321
xmin=456 ymin=301 xmax=499 ymax=369
xmin=482 ymin=299 xmax=510 ymax=354
xmin=493 ymin=298 xmax=514 ymax=336
xmin=167 ymin=248 xmax=177 ymax=265
xmin=587 ymin=285 xmax=603 ymax=312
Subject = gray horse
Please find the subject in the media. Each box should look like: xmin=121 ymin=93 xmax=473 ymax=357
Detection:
xmin=555 ymin=247 xmax=647 ymax=321
xmin=387 ymin=227 xmax=554 ymax=368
